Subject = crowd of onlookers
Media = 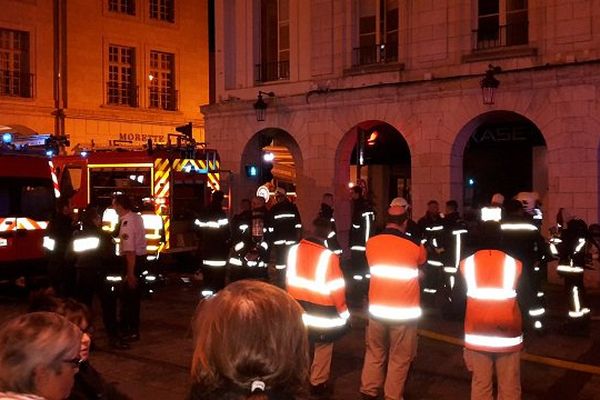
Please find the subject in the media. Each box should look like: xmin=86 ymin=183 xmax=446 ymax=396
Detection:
xmin=0 ymin=281 xmax=310 ymax=400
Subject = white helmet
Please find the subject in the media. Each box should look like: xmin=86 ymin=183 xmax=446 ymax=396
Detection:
xmin=515 ymin=192 xmax=538 ymax=213
xmin=390 ymin=197 xmax=410 ymax=210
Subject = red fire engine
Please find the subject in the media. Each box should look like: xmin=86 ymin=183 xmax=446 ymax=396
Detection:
xmin=0 ymin=132 xmax=63 ymax=275
xmin=52 ymin=135 xmax=222 ymax=260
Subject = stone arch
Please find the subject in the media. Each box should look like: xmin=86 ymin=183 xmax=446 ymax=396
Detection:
xmin=237 ymin=127 xmax=304 ymax=208
xmin=333 ymin=120 xmax=412 ymax=245
xmin=450 ymin=110 xmax=548 ymax=214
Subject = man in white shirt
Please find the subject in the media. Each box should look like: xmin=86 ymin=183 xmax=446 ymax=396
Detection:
xmin=113 ymin=194 xmax=147 ymax=342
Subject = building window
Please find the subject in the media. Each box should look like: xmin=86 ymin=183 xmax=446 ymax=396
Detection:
xmin=353 ymin=0 xmax=398 ymax=67
xmin=149 ymin=51 xmax=177 ymax=111
xmin=149 ymin=0 xmax=175 ymax=23
xmin=0 ymin=28 xmax=31 ymax=98
xmin=255 ymin=0 xmax=290 ymax=83
xmin=475 ymin=0 xmax=528 ymax=50
xmin=108 ymin=0 xmax=136 ymax=15
xmin=107 ymin=45 xmax=137 ymax=107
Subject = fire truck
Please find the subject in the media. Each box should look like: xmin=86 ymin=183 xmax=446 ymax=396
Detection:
xmin=0 ymin=132 xmax=64 ymax=276
xmin=52 ymin=135 xmax=223 ymax=261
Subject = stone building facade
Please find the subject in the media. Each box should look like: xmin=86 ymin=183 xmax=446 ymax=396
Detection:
xmin=1 ymin=0 xmax=209 ymax=147
xmin=203 ymin=0 xmax=600 ymax=247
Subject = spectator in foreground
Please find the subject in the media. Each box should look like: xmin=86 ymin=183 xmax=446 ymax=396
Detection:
xmin=0 ymin=312 xmax=82 ymax=400
xmin=190 ymin=280 xmax=309 ymax=400
xmin=29 ymin=296 xmax=130 ymax=400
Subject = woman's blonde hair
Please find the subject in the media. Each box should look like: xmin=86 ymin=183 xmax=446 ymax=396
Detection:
xmin=0 ymin=312 xmax=81 ymax=393
xmin=190 ymin=280 xmax=308 ymax=400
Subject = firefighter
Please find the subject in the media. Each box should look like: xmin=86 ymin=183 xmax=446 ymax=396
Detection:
xmin=228 ymin=196 xmax=270 ymax=283
xmin=418 ymin=200 xmax=445 ymax=301
xmin=230 ymin=198 xmax=252 ymax=242
xmin=70 ymin=206 xmax=129 ymax=350
xmin=269 ymin=187 xmax=302 ymax=287
xmin=480 ymin=193 xmax=504 ymax=222
xmin=440 ymin=200 xmax=468 ymax=319
xmin=515 ymin=192 xmax=542 ymax=226
xmin=45 ymin=197 xmax=76 ymax=296
xmin=140 ymin=198 xmax=164 ymax=263
xmin=349 ymin=185 xmax=375 ymax=284
xmin=554 ymin=218 xmax=597 ymax=335
xmin=389 ymin=197 xmax=420 ymax=239
xmin=460 ymin=221 xmax=527 ymax=400
xmin=548 ymin=208 xmax=571 ymax=258
xmin=360 ymin=205 xmax=426 ymax=400
xmin=318 ymin=193 xmax=342 ymax=256
xmin=194 ymin=190 xmax=230 ymax=297
xmin=500 ymin=199 xmax=546 ymax=332
xmin=112 ymin=194 xmax=146 ymax=343
xmin=286 ymin=217 xmax=349 ymax=398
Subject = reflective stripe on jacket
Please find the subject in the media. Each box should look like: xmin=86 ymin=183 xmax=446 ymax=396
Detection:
xmin=366 ymin=229 xmax=426 ymax=322
xmin=286 ymin=239 xmax=349 ymax=338
xmin=460 ymin=250 xmax=523 ymax=353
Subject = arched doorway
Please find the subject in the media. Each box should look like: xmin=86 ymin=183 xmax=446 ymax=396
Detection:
xmin=452 ymin=111 xmax=547 ymax=216
xmin=335 ymin=121 xmax=411 ymax=237
xmin=239 ymin=128 xmax=302 ymax=208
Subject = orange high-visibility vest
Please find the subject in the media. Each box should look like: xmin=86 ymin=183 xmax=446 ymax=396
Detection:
xmin=366 ymin=229 xmax=426 ymax=322
xmin=460 ymin=250 xmax=523 ymax=353
xmin=286 ymin=239 xmax=349 ymax=330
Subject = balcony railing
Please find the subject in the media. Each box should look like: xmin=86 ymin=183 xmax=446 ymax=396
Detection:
xmin=148 ymin=87 xmax=178 ymax=111
xmin=107 ymin=82 xmax=139 ymax=107
xmin=473 ymin=22 xmax=529 ymax=50
xmin=352 ymin=43 xmax=398 ymax=67
xmin=0 ymin=71 xmax=34 ymax=98
xmin=254 ymin=61 xmax=290 ymax=83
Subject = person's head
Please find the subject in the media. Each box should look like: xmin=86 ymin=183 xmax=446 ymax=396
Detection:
xmin=514 ymin=192 xmax=537 ymax=214
xmin=0 ymin=312 xmax=82 ymax=400
xmin=251 ymin=196 xmax=265 ymax=210
xmin=566 ymin=218 xmax=588 ymax=237
xmin=240 ymin=198 xmax=251 ymax=212
xmin=191 ymin=280 xmax=308 ymax=400
xmin=390 ymin=197 xmax=409 ymax=209
xmin=426 ymin=200 xmax=439 ymax=215
xmin=445 ymin=200 xmax=458 ymax=215
xmin=321 ymin=193 xmax=334 ymax=208
xmin=28 ymin=297 xmax=92 ymax=362
xmin=56 ymin=198 xmax=71 ymax=216
xmin=212 ymin=191 xmax=225 ymax=207
xmin=504 ymin=199 xmax=524 ymax=217
xmin=80 ymin=206 xmax=101 ymax=229
xmin=112 ymin=194 xmax=133 ymax=217
xmin=311 ymin=217 xmax=331 ymax=240
xmin=557 ymin=208 xmax=573 ymax=227
xmin=491 ymin=193 xmax=505 ymax=207
xmin=386 ymin=205 xmax=408 ymax=230
xmin=351 ymin=185 xmax=363 ymax=200
xmin=275 ymin=187 xmax=286 ymax=203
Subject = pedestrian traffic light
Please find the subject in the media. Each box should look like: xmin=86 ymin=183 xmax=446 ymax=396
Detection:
xmin=176 ymin=122 xmax=193 ymax=138
xmin=245 ymin=164 xmax=259 ymax=178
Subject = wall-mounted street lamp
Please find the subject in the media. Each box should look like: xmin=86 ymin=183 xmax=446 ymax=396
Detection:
xmin=253 ymin=91 xmax=275 ymax=122
xmin=480 ymin=64 xmax=501 ymax=105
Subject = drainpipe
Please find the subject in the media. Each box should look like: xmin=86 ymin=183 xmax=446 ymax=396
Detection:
xmin=53 ymin=0 xmax=66 ymax=137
